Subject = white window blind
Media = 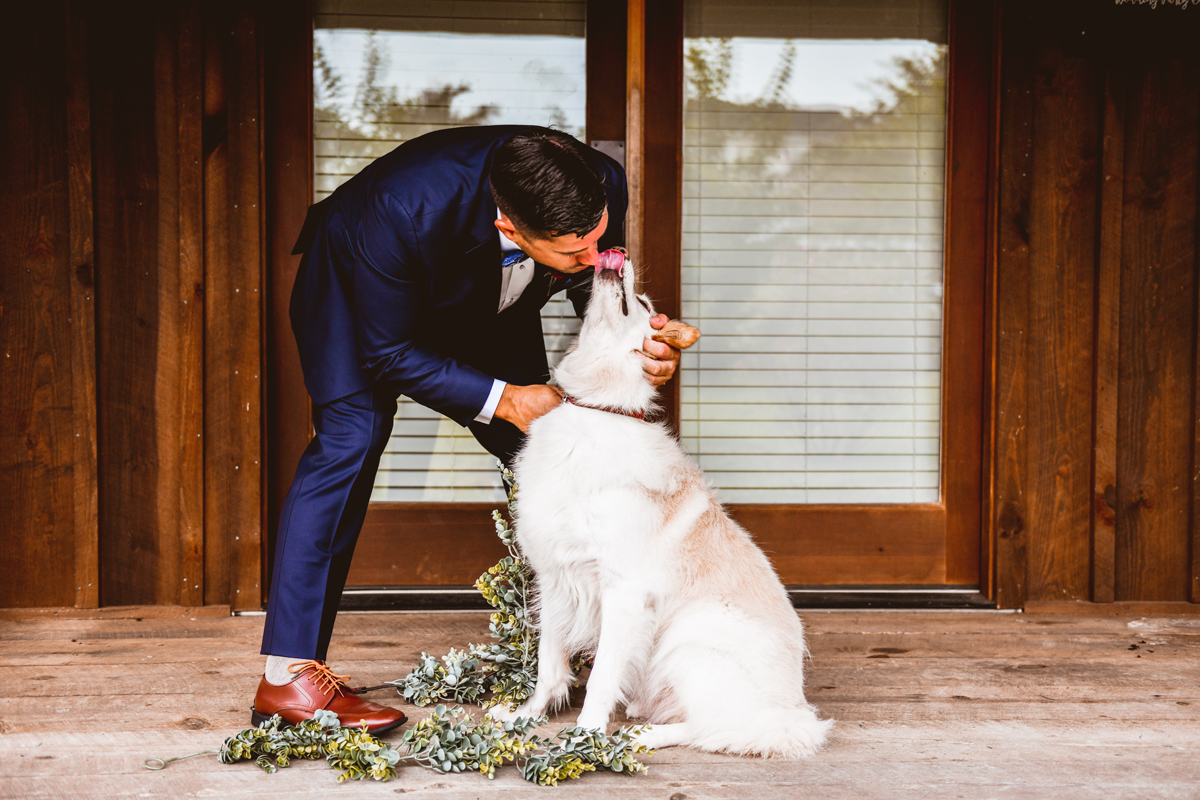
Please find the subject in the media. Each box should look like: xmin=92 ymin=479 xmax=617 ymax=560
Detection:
xmin=313 ymin=0 xmax=586 ymax=502
xmin=681 ymin=0 xmax=948 ymax=503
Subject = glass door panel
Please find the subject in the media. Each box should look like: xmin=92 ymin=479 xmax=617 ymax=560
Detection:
xmin=313 ymin=0 xmax=587 ymax=502
xmin=681 ymin=0 xmax=948 ymax=504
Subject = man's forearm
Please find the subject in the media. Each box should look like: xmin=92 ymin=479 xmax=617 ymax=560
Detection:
xmin=494 ymin=383 xmax=565 ymax=433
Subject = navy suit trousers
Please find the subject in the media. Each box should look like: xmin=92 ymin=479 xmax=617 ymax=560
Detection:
xmin=260 ymin=388 xmax=395 ymax=660
xmin=259 ymin=388 xmax=526 ymax=660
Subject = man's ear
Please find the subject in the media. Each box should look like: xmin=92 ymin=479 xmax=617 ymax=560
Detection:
xmin=652 ymin=320 xmax=701 ymax=349
xmin=494 ymin=213 xmax=520 ymax=245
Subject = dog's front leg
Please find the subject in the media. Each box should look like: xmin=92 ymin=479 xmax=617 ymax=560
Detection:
xmin=576 ymin=589 xmax=654 ymax=732
xmin=489 ymin=612 xmax=573 ymax=723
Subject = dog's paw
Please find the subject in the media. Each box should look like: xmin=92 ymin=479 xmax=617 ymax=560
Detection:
xmin=632 ymin=726 xmax=661 ymax=750
xmin=633 ymin=724 xmax=672 ymax=753
xmin=574 ymin=712 xmax=609 ymax=733
xmin=485 ymin=704 xmax=521 ymax=723
xmin=631 ymin=722 xmax=685 ymax=751
xmin=624 ymin=701 xmax=644 ymax=719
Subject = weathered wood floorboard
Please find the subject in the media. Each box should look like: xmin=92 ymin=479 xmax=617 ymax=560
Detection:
xmin=1 ymin=637 xmax=1196 ymax=669
xmin=6 ymin=659 xmax=1199 ymax=702
xmin=1 ymin=611 xmax=1198 ymax=798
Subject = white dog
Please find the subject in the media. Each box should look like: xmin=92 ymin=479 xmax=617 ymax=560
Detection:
xmin=489 ymin=251 xmax=831 ymax=758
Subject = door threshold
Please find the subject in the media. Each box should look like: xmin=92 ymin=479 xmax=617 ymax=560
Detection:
xmin=340 ymin=587 xmax=492 ymax=611
xmin=787 ymin=585 xmax=995 ymax=610
xmin=339 ymin=585 xmax=995 ymax=612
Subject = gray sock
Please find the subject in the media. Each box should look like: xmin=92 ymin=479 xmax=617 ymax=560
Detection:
xmin=264 ymin=655 xmax=306 ymax=686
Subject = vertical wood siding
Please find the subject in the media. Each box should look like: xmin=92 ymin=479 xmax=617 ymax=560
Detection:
xmin=1024 ymin=32 xmax=1099 ymax=603
xmin=2 ymin=1 xmax=1199 ymax=610
xmin=201 ymin=5 xmax=265 ymax=610
xmin=65 ymin=4 xmax=100 ymax=609
xmin=91 ymin=6 xmax=164 ymax=605
xmin=0 ymin=2 xmax=267 ymax=609
xmin=1091 ymin=67 xmax=1125 ymax=604
xmin=994 ymin=1 xmax=1200 ymax=607
xmin=263 ymin=4 xmax=314 ymax=611
xmin=992 ymin=3 xmax=1035 ymax=609
xmin=0 ymin=6 xmax=78 ymax=608
xmin=1115 ymin=59 xmax=1198 ymax=601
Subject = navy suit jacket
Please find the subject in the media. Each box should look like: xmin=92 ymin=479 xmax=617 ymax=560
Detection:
xmin=290 ymin=125 xmax=627 ymax=423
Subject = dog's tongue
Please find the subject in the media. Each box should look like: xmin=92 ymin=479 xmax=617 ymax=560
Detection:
xmin=595 ymin=248 xmax=626 ymax=277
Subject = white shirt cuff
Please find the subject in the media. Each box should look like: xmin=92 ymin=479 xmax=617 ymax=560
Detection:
xmin=474 ymin=379 xmax=507 ymax=424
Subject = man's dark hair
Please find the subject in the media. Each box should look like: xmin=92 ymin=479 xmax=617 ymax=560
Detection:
xmin=490 ymin=130 xmax=607 ymax=239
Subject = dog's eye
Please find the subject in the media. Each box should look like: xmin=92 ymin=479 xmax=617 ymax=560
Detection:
xmin=637 ymin=297 xmax=651 ymax=312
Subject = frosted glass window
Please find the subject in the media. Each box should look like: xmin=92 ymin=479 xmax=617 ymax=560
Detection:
xmin=681 ymin=0 xmax=948 ymax=503
xmin=313 ymin=0 xmax=586 ymax=501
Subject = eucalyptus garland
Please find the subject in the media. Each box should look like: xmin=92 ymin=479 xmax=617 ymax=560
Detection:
xmin=215 ymin=705 xmax=651 ymax=786
xmin=180 ymin=465 xmax=654 ymax=787
xmin=390 ymin=465 xmax=586 ymax=711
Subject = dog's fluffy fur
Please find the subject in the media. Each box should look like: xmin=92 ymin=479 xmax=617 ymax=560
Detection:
xmin=490 ymin=257 xmax=831 ymax=758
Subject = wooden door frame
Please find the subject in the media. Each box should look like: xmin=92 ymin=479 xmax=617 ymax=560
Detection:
xmin=261 ymin=0 xmax=638 ymax=592
xmin=262 ymin=0 xmax=997 ymax=596
xmin=632 ymin=0 xmax=994 ymax=588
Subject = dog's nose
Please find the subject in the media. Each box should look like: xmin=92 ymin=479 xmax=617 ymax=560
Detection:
xmin=595 ymin=248 xmax=626 ymax=277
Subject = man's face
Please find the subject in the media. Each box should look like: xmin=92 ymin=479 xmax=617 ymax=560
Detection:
xmin=495 ymin=209 xmax=609 ymax=273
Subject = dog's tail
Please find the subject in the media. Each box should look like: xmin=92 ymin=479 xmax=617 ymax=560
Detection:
xmin=689 ymin=705 xmax=833 ymax=759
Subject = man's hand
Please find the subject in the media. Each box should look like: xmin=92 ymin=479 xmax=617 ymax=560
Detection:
xmin=495 ymin=383 xmax=565 ymax=433
xmin=641 ymin=314 xmax=681 ymax=388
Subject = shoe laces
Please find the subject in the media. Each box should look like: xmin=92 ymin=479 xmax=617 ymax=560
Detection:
xmin=288 ymin=659 xmax=351 ymax=696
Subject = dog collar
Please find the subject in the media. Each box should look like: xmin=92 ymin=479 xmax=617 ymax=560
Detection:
xmin=563 ymin=396 xmax=646 ymax=420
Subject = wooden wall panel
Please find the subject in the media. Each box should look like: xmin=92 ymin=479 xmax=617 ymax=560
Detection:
xmin=91 ymin=5 xmax=209 ymax=606
xmin=1022 ymin=36 xmax=1101 ymax=603
xmin=993 ymin=0 xmax=1200 ymax=608
xmin=3 ymin=1 xmax=265 ymax=610
xmin=152 ymin=5 xmax=206 ymax=607
xmin=92 ymin=7 xmax=167 ymax=605
xmin=0 ymin=6 xmax=78 ymax=608
xmin=1115 ymin=59 xmax=1199 ymax=602
xmin=992 ymin=2 xmax=1035 ymax=609
xmin=263 ymin=1 xmax=314 ymax=606
xmin=202 ymin=6 xmax=265 ymax=610
xmin=0 ymin=2 xmax=270 ymax=609
xmin=6 ymin=0 xmax=1200 ymax=611
xmin=66 ymin=4 xmax=100 ymax=609
xmin=175 ymin=6 xmax=207 ymax=605
xmin=1194 ymin=191 xmax=1200 ymax=604
xmin=1091 ymin=67 xmax=1125 ymax=604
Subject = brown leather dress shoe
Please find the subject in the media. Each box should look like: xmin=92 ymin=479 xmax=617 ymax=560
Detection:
xmin=251 ymin=660 xmax=407 ymax=734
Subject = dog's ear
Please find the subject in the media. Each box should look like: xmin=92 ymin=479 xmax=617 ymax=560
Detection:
xmin=652 ymin=320 xmax=701 ymax=350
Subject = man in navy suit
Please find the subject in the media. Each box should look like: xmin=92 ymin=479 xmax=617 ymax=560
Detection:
xmin=251 ymin=126 xmax=681 ymax=731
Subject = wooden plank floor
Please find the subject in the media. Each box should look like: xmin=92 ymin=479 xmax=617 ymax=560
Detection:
xmin=2 ymin=609 xmax=1199 ymax=798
